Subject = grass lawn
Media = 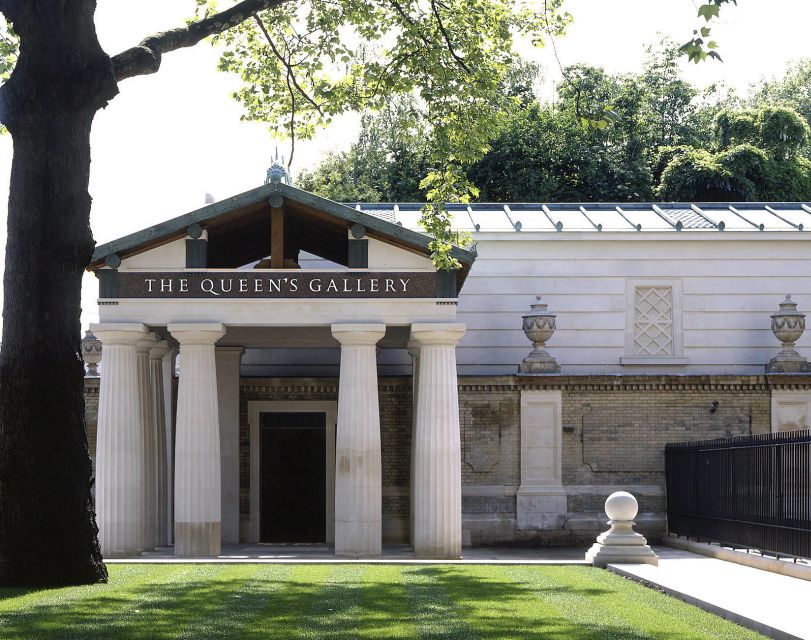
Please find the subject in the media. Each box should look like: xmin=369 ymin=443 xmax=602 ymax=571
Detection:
xmin=0 ymin=564 xmax=765 ymax=640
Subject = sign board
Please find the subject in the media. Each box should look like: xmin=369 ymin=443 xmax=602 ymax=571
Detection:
xmin=115 ymin=271 xmax=439 ymax=299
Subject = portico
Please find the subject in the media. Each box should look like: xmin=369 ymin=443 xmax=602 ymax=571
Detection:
xmin=88 ymin=180 xmax=474 ymax=558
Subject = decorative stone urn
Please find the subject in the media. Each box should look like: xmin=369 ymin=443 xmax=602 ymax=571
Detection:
xmin=519 ymin=295 xmax=560 ymax=374
xmin=585 ymin=491 xmax=658 ymax=568
xmin=768 ymin=295 xmax=809 ymax=373
xmin=81 ymin=329 xmax=102 ymax=376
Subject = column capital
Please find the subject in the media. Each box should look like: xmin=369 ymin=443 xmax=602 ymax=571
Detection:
xmin=90 ymin=323 xmax=148 ymax=345
xmin=168 ymin=323 xmax=226 ymax=345
xmin=331 ymin=323 xmax=386 ymax=346
xmin=149 ymin=340 xmax=171 ymax=360
xmin=136 ymin=332 xmax=158 ymax=352
xmin=410 ymin=323 xmax=466 ymax=347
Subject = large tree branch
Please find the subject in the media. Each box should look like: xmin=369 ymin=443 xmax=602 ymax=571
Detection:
xmin=110 ymin=0 xmax=290 ymax=81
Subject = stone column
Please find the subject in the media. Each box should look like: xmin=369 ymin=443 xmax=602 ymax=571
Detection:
xmin=407 ymin=341 xmax=420 ymax=549
xmin=161 ymin=348 xmax=176 ymax=544
xmin=149 ymin=341 xmax=170 ymax=547
xmin=90 ymin=323 xmax=148 ymax=557
xmin=216 ymin=346 xmax=243 ymax=545
xmin=331 ymin=324 xmax=386 ymax=557
xmin=136 ymin=333 xmax=158 ymax=551
xmin=410 ymin=323 xmax=466 ymax=559
xmin=169 ymin=323 xmax=226 ymax=556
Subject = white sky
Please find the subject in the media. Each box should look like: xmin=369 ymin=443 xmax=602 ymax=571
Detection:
xmin=0 ymin=0 xmax=808 ymax=330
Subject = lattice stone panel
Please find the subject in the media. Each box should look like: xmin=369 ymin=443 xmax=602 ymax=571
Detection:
xmin=634 ymin=287 xmax=674 ymax=356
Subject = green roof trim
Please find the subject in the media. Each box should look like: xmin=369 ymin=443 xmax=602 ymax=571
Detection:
xmin=90 ymin=182 xmax=476 ymax=267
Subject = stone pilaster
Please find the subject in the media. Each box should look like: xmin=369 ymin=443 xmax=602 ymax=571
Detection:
xmin=516 ymin=390 xmax=567 ymax=531
xmin=331 ymin=323 xmax=386 ymax=557
xmin=149 ymin=341 xmax=170 ymax=547
xmin=90 ymin=323 xmax=148 ymax=557
xmin=216 ymin=346 xmax=243 ymax=545
xmin=136 ymin=333 xmax=158 ymax=551
xmin=169 ymin=323 xmax=226 ymax=556
xmin=410 ymin=323 xmax=466 ymax=558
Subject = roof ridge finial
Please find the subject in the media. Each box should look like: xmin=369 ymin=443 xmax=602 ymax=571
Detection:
xmin=266 ymin=147 xmax=291 ymax=186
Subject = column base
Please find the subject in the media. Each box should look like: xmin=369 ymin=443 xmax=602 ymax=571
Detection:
xmin=413 ymin=549 xmax=462 ymax=560
xmin=335 ymin=521 xmax=381 ymax=557
xmin=174 ymin=522 xmax=221 ymax=557
xmin=413 ymin=525 xmax=462 ymax=559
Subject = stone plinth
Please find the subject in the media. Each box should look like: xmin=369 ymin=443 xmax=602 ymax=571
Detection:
xmin=586 ymin=491 xmax=658 ymax=568
xmin=331 ymin=324 xmax=386 ymax=557
xmin=411 ymin=323 xmax=466 ymax=559
xmin=169 ymin=323 xmax=226 ymax=557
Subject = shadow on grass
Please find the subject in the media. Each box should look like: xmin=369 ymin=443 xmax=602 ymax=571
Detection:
xmin=0 ymin=566 xmax=727 ymax=640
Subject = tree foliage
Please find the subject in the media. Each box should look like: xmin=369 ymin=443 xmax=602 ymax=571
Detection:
xmin=298 ymin=97 xmax=429 ymax=202
xmin=301 ymin=42 xmax=811 ymax=205
xmin=658 ymin=106 xmax=810 ymax=201
xmin=196 ymin=0 xmax=570 ymax=268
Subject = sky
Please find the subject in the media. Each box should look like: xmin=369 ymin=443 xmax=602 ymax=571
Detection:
xmin=0 ymin=0 xmax=809 ymax=330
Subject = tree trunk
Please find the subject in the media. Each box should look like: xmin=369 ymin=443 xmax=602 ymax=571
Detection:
xmin=0 ymin=1 xmax=118 ymax=587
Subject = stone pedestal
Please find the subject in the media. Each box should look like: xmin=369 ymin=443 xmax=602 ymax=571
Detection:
xmin=169 ymin=323 xmax=226 ymax=556
xmin=586 ymin=491 xmax=658 ymax=568
xmin=136 ymin=334 xmax=158 ymax=551
xmin=149 ymin=341 xmax=170 ymax=547
xmin=410 ymin=323 xmax=466 ymax=559
xmin=91 ymin=323 xmax=148 ymax=557
xmin=331 ymin=324 xmax=386 ymax=557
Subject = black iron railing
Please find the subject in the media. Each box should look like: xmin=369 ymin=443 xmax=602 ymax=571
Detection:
xmin=665 ymin=430 xmax=811 ymax=560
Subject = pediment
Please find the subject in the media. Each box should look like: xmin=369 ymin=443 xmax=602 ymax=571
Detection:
xmin=89 ymin=183 xmax=474 ymax=284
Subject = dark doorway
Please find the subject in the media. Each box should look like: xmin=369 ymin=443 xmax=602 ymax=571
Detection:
xmin=260 ymin=412 xmax=327 ymax=542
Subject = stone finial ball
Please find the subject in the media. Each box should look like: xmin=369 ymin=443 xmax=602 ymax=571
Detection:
xmin=604 ymin=491 xmax=638 ymax=521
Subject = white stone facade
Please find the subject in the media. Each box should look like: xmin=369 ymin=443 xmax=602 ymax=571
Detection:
xmin=85 ymin=185 xmax=811 ymax=555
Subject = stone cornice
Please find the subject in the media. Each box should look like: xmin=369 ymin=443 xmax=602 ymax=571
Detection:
xmin=459 ymin=374 xmax=811 ymax=392
xmin=85 ymin=373 xmax=811 ymax=395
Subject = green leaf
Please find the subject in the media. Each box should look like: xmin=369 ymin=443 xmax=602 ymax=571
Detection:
xmin=698 ymin=4 xmax=721 ymax=21
xmin=700 ymin=26 xmax=712 ymax=37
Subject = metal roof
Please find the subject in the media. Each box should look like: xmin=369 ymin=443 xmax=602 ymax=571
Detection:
xmin=346 ymin=202 xmax=811 ymax=233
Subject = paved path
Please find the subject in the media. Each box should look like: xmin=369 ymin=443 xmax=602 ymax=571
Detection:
xmin=106 ymin=543 xmax=589 ymax=565
xmin=610 ymin=547 xmax=811 ymax=640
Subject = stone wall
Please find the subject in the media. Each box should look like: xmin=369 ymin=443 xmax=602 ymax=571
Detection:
xmin=83 ymin=373 xmax=811 ymax=547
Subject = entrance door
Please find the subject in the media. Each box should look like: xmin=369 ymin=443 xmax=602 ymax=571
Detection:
xmin=259 ymin=412 xmax=327 ymax=542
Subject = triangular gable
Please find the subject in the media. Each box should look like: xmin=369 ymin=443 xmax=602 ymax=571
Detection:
xmin=89 ymin=183 xmax=475 ymax=279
